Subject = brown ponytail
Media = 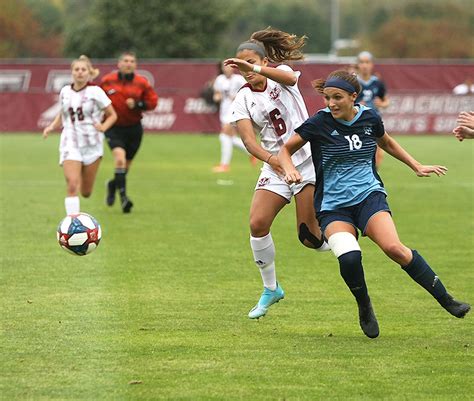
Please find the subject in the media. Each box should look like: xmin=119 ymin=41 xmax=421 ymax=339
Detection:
xmin=312 ymin=69 xmax=361 ymax=94
xmin=250 ymin=27 xmax=306 ymax=63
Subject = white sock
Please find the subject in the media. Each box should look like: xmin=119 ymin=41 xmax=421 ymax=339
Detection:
xmin=65 ymin=196 xmax=80 ymax=215
xmin=232 ymin=136 xmax=248 ymax=154
xmin=250 ymin=233 xmax=277 ymax=290
xmin=219 ymin=133 xmax=233 ymax=165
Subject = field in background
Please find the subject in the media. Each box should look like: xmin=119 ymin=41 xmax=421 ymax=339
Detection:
xmin=1 ymin=134 xmax=473 ymax=400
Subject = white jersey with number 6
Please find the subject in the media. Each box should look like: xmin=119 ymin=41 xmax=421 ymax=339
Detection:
xmin=230 ymin=64 xmax=311 ymax=167
xmin=59 ymin=84 xmax=111 ymax=148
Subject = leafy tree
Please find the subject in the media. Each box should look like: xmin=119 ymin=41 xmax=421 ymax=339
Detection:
xmin=218 ymin=0 xmax=331 ymax=57
xmin=63 ymin=0 xmax=231 ymax=58
xmin=0 ymin=0 xmax=63 ymax=57
xmin=367 ymin=16 xmax=473 ymax=58
xmin=360 ymin=0 xmax=474 ymax=58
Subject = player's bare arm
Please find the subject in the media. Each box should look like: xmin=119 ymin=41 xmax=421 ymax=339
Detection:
xmin=224 ymin=58 xmax=297 ymax=86
xmin=236 ymin=118 xmax=284 ymax=176
xmin=94 ymin=105 xmax=117 ymax=133
xmin=278 ymin=134 xmax=306 ymax=184
xmin=457 ymin=111 xmax=474 ymax=129
xmin=374 ymin=96 xmax=390 ymax=109
xmin=377 ymin=132 xmax=447 ymax=177
xmin=213 ymin=90 xmax=222 ymax=103
xmin=43 ymin=112 xmax=62 ymax=138
xmin=453 ymin=125 xmax=474 ymax=141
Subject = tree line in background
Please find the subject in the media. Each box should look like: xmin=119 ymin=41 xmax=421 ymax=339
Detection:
xmin=1 ymin=0 xmax=473 ymax=59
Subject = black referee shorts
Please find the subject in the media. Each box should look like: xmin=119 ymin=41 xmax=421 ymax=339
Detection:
xmin=105 ymin=123 xmax=143 ymax=161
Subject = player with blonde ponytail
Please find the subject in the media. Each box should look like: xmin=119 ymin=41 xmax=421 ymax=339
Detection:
xmin=43 ymin=55 xmax=117 ymax=215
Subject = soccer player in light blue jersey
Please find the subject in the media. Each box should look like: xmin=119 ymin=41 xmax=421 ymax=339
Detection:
xmin=279 ymin=69 xmax=470 ymax=338
xmin=356 ymin=51 xmax=389 ymax=168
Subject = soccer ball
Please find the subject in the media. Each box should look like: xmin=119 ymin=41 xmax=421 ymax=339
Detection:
xmin=57 ymin=213 xmax=102 ymax=256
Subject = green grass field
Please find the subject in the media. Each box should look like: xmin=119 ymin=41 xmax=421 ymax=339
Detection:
xmin=1 ymin=134 xmax=473 ymax=400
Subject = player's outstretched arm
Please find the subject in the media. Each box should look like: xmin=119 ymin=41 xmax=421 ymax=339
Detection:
xmin=278 ymin=133 xmax=307 ymax=184
xmin=377 ymin=132 xmax=447 ymax=177
xmin=236 ymin=119 xmax=284 ymax=175
xmin=224 ymin=59 xmax=297 ymax=86
xmin=43 ymin=112 xmax=62 ymax=139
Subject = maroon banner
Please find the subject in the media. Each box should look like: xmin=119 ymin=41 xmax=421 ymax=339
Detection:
xmin=1 ymin=60 xmax=473 ymax=133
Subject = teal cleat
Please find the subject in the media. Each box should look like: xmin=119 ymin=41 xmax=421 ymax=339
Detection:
xmin=248 ymin=283 xmax=285 ymax=319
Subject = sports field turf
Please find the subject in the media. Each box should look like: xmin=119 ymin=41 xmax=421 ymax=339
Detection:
xmin=1 ymin=133 xmax=473 ymax=400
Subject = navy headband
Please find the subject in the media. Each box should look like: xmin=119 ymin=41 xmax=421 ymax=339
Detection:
xmin=324 ymin=77 xmax=357 ymax=94
xmin=236 ymin=41 xmax=266 ymax=58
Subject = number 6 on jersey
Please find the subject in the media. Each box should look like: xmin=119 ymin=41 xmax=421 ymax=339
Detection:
xmin=269 ymin=108 xmax=287 ymax=136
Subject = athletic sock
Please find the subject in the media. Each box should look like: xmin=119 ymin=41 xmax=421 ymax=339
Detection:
xmin=219 ymin=133 xmax=233 ymax=165
xmin=64 ymin=196 xmax=80 ymax=215
xmin=232 ymin=136 xmax=248 ymax=154
xmin=338 ymin=251 xmax=370 ymax=305
xmin=250 ymin=233 xmax=277 ymax=291
xmin=259 ymin=262 xmax=277 ymax=291
xmin=115 ymin=168 xmax=127 ymax=200
xmin=402 ymin=249 xmax=447 ymax=300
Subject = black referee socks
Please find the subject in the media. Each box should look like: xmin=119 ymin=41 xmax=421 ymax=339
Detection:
xmin=114 ymin=168 xmax=127 ymax=199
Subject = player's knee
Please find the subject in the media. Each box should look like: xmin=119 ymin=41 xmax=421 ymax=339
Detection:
xmin=66 ymin=179 xmax=80 ymax=195
xmin=249 ymin=215 xmax=270 ymax=237
xmin=81 ymin=190 xmax=92 ymax=198
xmin=328 ymin=232 xmax=362 ymax=274
xmin=382 ymin=242 xmax=410 ymax=264
xmin=298 ymin=223 xmax=323 ymax=249
xmin=115 ymin=159 xmax=126 ymax=169
xmin=329 ymin=232 xmax=363 ymax=284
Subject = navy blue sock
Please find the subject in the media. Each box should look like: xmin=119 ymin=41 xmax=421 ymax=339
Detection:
xmin=114 ymin=168 xmax=127 ymax=199
xmin=338 ymin=251 xmax=370 ymax=305
xmin=402 ymin=250 xmax=447 ymax=300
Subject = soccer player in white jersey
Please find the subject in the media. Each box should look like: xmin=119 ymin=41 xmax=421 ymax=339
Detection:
xmin=212 ymin=61 xmax=250 ymax=172
xmin=227 ymin=28 xmax=329 ymax=319
xmin=43 ymin=56 xmax=117 ymax=215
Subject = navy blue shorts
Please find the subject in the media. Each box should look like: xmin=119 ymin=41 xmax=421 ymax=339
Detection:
xmin=317 ymin=191 xmax=391 ymax=237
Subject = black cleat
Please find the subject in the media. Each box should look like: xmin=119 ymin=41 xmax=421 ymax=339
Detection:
xmin=357 ymin=299 xmax=379 ymax=339
xmin=438 ymin=293 xmax=471 ymax=318
xmin=121 ymin=197 xmax=134 ymax=213
xmin=106 ymin=180 xmax=116 ymax=206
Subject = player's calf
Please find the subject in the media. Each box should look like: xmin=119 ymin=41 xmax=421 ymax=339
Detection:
xmin=328 ymin=232 xmax=379 ymax=338
xmin=401 ymin=249 xmax=471 ymax=317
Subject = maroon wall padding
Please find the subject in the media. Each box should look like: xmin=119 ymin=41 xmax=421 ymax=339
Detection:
xmin=1 ymin=61 xmax=473 ymax=133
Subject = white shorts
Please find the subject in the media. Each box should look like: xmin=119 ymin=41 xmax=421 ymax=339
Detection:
xmin=59 ymin=142 xmax=103 ymax=166
xmin=254 ymin=157 xmax=315 ymax=202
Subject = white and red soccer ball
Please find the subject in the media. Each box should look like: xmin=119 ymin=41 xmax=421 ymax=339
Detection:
xmin=57 ymin=213 xmax=101 ymax=255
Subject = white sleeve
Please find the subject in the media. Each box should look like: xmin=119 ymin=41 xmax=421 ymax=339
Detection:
xmin=277 ymin=64 xmax=301 ymax=86
xmin=93 ymin=87 xmax=112 ymax=109
xmin=59 ymin=86 xmax=67 ymax=102
xmin=230 ymin=90 xmax=250 ymax=123
xmin=213 ymin=75 xmax=223 ymax=92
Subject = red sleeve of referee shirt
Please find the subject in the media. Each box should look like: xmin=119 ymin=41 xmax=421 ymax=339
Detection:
xmin=142 ymin=80 xmax=158 ymax=110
